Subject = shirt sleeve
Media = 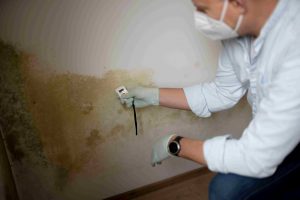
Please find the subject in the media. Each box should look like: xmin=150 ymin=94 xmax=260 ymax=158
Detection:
xmin=204 ymin=41 xmax=300 ymax=178
xmin=183 ymin=46 xmax=247 ymax=118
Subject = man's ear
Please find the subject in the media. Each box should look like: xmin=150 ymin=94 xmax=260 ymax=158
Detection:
xmin=230 ymin=0 xmax=247 ymax=14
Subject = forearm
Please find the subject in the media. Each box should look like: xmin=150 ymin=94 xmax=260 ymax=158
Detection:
xmin=159 ymin=88 xmax=191 ymax=110
xmin=177 ymin=137 xmax=207 ymax=165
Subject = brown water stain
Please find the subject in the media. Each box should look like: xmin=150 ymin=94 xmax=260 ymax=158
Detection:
xmin=86 ymin=129 xmax=105 ymax=148
xmin=109 ymin=124 xmax=126 ymax=137
xmin=80 ymin=102 xmax=94 ymax=115
xmin=20 ymin=53 xmax=155 ymax=176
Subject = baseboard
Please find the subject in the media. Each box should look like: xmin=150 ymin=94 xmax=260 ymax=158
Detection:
xmin=104 ymin=167 xmax=211 ymax=200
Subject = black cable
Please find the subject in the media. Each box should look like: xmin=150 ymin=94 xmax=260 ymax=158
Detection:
xmin=132 ymin=99 xmax=138 ymax=136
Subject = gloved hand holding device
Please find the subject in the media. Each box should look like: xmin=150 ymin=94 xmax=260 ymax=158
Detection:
xmin=119 ymin=87 xmax=159 ymax=108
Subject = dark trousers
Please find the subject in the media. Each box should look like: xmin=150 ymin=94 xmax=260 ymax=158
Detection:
xmin=209 ymin=143 xmax=300 ymax=200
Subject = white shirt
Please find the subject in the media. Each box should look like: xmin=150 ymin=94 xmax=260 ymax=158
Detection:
xmin=184 ymin=0 xmax=300 ymax=178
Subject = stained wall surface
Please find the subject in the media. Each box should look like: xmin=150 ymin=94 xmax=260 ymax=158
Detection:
xmin=0 ymin=0 xmax=252 ymax=199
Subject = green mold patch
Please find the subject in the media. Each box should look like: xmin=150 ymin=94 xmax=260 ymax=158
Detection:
xmin=0 ymin=40 xmax=46 ymax=164
xmin=0 ymin=40 xmax=72 ymax=193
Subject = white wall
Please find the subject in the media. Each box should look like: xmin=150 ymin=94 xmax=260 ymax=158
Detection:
xmin=0 ymin=0 xmax=251 ymax=199
xmin=0 ymin=0 xmax=220 ymax=84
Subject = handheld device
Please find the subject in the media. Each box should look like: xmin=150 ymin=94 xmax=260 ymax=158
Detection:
xmin=115 ymin=86 xmax=128 ymax=97
xmin=115 ymin=86 xmax=138 ymax=136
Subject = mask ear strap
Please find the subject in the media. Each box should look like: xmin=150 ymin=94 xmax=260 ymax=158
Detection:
xmin=220 ymin=0 xmax=229 ymax=22
xmin=234 ymin=15 xmax=244 ymax=32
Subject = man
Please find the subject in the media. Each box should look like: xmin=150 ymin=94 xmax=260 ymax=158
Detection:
xmin=119 ymin=0 xmax=300 ymax=199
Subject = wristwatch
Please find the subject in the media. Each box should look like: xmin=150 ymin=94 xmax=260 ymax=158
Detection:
xmin=168 ymin=136 xmax=183 ymax=156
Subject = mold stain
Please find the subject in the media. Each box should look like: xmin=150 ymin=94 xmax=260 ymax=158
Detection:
xmin=5 ymin=133 xmax=25 ymax=162
xmin=0 ymin=40 xmax=70 ymax=196
xmin=80 ymin=102 xmax=94 ymax=115
xmin=20 ymin=53 xmax=158 ymax=177
xmin=86 ymin=129 xmax=104 ymax=149
xmin=0 ymin=40 xmax=47 ymax=164
xmin=109 ymin=124 xmax=126 ymax=137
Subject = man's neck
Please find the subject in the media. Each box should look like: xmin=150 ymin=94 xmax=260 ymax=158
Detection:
xmin=245 ymin=0 xmax=278 ymax=38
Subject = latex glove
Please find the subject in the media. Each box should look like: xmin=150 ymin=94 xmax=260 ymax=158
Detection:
xmin=151 ymin=134 xmax=176 ymax=167
xmin=120 ymin=87 xmax=159 ymax=108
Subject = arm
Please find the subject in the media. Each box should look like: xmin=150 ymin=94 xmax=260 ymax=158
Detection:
xmin=203 ymin=41 xmax=300 ymax=178
xmin=159 ymin=46 xmax=246 ymax=113
xmin=177 ymin=137 xmax=207 ymax=165
xmin=121 ymin=45 xmax=246 ymax=113
xmin=159 ymin=88 xmax=190 ymax=110
xmin=151 ymin=134 xmax=207 ymax=167
xmin=183 ymin=46 xmax=247 ymax=117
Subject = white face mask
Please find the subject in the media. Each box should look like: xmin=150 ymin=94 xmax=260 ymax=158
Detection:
xmin=194 ymin=0 xmax=244 ymax=40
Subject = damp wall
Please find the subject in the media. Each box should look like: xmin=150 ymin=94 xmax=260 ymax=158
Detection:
xmin=0 ymin=0 xmax=252 ymax=199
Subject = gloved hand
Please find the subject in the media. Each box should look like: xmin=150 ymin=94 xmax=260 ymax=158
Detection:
xmin=120 ymin=87 xmax=159 ymax=108
xmin=151 ymin=134 xmax=176 ymax=167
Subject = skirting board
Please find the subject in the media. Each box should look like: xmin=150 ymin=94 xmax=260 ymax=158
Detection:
xmin=104 ymin=167 xmax=212 ymax=200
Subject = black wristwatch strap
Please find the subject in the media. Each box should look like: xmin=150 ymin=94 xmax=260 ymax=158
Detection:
xmin=174 ymin=136 xmax=183 ymax=143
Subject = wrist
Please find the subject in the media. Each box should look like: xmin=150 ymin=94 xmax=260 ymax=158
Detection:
xmin=152 ymin=88 xmax=159 ymax=106
xmin=179 ymin=138 xmax=206 ymax=164
xmin=168 ymin=135 xmax=183 ymax=157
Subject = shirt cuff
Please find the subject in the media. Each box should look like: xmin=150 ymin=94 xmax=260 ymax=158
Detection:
xmin=183 ymin=85 xmax=211 ymax=118
xmin=203 ymin=135 xmax=232 ymax=173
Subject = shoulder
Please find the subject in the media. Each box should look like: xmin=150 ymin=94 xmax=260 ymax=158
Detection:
xmin=218 ymin=37 xmax=249 ymax=66
xmin=280 ymin=0 xmax=300 ymax=41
